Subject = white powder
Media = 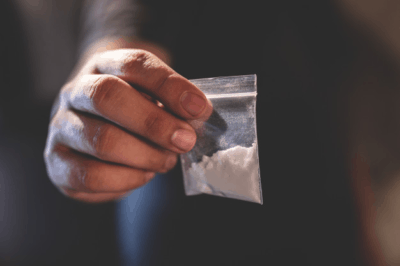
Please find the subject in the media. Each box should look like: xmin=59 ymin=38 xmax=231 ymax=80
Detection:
xmin=186 ymin=142 xmax=262 ymax=204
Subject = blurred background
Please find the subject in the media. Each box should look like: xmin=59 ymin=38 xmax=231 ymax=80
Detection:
xmin=0 ymin=0 xmax=120 ymax=265
xmin=4 ymin=0 xmax=400 ymax=265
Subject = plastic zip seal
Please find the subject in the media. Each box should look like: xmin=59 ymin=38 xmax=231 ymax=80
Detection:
xmin=180 ymin=74 xmax=263 ymax=204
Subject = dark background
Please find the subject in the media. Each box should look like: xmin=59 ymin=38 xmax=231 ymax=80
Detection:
xmin=0 ymin=1 xmax=120 ymax=265
xmin=2 ymin=0 xmax=400 ymax=265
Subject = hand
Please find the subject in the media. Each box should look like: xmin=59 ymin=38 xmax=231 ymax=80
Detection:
xmin=44 ymin=49 xmax=213 ymax=203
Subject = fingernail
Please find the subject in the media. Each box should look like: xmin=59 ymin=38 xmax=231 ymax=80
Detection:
xmin=181 ymin=92 xmax=207 ymax=116
xmin=165 ymin=155 xmax=177 ymax=170
xmin=145 ymin=172 xmax=156 ymax=182
xmin=171 ymin=129 xmax=196 ymax=151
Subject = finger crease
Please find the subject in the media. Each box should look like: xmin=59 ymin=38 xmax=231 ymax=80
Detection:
xmin=153 ymin=73 xmax=172 ymax=94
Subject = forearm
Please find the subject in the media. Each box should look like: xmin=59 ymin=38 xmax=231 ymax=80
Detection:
xmin=67 ymin=36 xmax=172 ymax=83
xmin=54 ymin=0 xmax=172 ymax=121
xmin=69 ymin=0 xmax=172 ymax=82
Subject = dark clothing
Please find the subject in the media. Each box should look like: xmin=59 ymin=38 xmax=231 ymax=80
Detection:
xmin=83 ymin=0 xmax=360 ymax=265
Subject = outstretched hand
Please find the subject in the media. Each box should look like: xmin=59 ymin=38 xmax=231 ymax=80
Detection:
xmin=44 ymin=49 xmax=212 ymax=203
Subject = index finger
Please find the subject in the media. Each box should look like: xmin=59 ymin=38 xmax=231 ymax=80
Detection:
xmin=94 ymin=49 xmax=213 ymax=121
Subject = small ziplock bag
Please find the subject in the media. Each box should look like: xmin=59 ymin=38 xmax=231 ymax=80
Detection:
xmin=180 ymin=74 xmax=263 ymax=204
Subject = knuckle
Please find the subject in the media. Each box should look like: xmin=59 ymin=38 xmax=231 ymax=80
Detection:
xmin=43 ymin=143 xmax=53 ymax=164
xmin=120 ymin=49 xmax=171 ymax=92
xmin=78 ymin=164 xmax=99 ymax=192
xmin=88 ymin=75 xmax=119 ymax=112
xmin=143 ymin=111 xmax=163 ymax=137
xmin=134 ymin=49 xmax=153 ymax=62
xmin=122 ymin=50 xmax=153 ymax=72
xmin=58 ymin=81 xmax=73 ymax=101
xmin=48 ymin=114 xmax=63 ymax=137
xmin=45 ymin=148 xmax=76 ymax=191
xmin=93 ymin=124 xmax=116 ymax=158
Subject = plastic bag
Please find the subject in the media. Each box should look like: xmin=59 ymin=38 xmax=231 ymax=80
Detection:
xmin=180 ymin=74 xmax=263 ymax=204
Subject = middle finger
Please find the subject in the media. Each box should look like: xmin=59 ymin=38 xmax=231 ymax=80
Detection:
xmin=67 ymin=74 xmax=197 ymax=153
xmin=52 ymin=109 xmax=178 ymax=173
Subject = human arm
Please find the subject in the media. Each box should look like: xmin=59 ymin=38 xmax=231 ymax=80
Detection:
xmin=44 ymin=0 xmax=213 ymax=203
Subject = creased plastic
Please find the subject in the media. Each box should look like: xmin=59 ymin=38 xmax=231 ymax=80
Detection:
xmin=180 ymin=74 xmax=263 ymax=204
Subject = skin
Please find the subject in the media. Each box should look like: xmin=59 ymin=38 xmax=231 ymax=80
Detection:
xmin=43 ymin=5 xmax=392 ymax=261
xmin=44 ymin=37 xmax=213 ymax=203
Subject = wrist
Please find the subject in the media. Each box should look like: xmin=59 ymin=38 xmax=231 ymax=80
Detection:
xmin=81 ymin=36 xmax=171 ymax=65
xmin=67 ymin=36 xmax=172 ymax=84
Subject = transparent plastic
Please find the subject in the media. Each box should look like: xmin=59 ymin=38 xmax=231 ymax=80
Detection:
xmin=180 ymin=74 xmax=263 ymax=204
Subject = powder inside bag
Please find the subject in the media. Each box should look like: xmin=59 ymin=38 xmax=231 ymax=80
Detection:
xmin=187 ymin=142 xmax=261 ymax=203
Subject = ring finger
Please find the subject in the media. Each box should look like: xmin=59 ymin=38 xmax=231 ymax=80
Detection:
xmin=50 ymin=109 xmax=178 ymax=173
